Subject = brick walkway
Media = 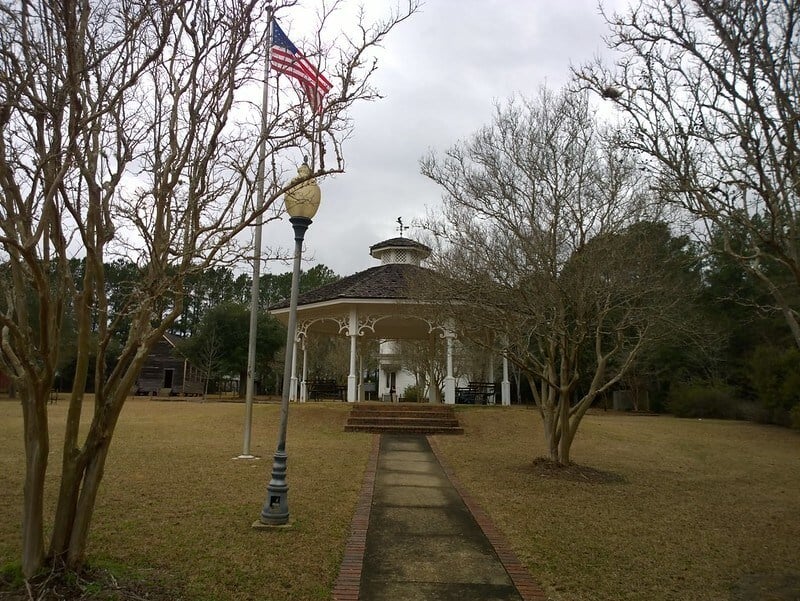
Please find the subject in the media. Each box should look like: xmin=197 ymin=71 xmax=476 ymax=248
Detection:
xmin=332 ymin=433 xmax=549 ymax=601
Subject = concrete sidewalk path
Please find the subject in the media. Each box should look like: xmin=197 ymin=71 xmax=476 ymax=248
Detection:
xmin=333 ymin=433 xmax=548 ymax=601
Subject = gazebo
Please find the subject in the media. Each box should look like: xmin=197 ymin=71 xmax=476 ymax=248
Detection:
xmin=270 ymin=236 xmax=512 ymax=404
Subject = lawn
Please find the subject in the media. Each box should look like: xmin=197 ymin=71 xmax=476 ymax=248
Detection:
xmin=0 ymin=398 xmax=373 ymax=601
xmin=436 ymin=406 xmax=800 ymax=601
xmin=1 ymin=400 xmax=799 ymax=600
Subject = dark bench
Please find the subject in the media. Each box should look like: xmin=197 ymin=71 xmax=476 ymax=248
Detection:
xmin=456 ymin=382 xmax=498 ymax=405
xmin=307 ymin=379 xmax=346 ymax=401
xmin=181 ymin=381 xmax=205 ymax=396
xmin=135 ymin=379 xmax=162 ymax=396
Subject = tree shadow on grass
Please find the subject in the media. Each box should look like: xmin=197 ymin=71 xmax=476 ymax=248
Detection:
xmin=731 ymin=571 xmax=800 ymax=601
xmin=515 ymin=457 xmax=627 ymax=485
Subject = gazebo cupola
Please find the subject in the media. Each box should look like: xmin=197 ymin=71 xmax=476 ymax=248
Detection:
xmin=369 ymin=237 xmax=431 ymax=266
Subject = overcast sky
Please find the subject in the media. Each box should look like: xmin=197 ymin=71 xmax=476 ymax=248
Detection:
xmin=261 ymin=0 xmax=632 ymax=276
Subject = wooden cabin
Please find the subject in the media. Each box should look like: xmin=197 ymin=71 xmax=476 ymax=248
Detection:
xmin=135 ymin=333 xmax=204 ymax=396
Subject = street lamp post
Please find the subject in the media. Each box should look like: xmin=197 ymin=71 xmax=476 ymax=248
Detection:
xmin=256 ymin=163 xmax=320 ymax=527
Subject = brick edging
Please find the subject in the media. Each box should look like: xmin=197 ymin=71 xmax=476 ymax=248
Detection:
xmin=427 ymin=436 xmax=550 ymax=601
xmin=332 ymin=433 xmax=380 ymax=601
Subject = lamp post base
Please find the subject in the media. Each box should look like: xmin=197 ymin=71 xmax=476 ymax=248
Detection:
xmin=252 ymin=519 xmax=293 ymax=530
xmin=259 ymin=450 xmax=289 ymax=525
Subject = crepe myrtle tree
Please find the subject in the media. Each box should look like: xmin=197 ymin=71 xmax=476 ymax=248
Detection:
xmin=420 ymin=86 xmax=692 ymax=464
xmin=397 ymin=337 xmax=447 ymax=402
xmin=577 ymin=0 xmax=800 ymax=349
xmin=0 ymin=0 xmax=417 ymax=579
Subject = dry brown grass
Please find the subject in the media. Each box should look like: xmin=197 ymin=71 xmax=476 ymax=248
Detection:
xmin=435 ymin=406 xmax=800 ymax=601
xmin=2 ymin=400 xmax=799 ymax=600
xmin=0 ymin=398 xmax=372 ymax=601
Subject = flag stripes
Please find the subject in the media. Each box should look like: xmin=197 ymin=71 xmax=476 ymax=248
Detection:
xmin=271 ymin=20 xmax=332 ymax=113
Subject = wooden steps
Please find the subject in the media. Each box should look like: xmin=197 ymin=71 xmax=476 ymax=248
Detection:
xmin=344 ymin=402 xmax=464 ymax=435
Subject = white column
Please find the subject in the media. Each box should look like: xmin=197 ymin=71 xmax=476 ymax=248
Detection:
xmin=289 ymin=332 xmax=299 ymax=402
xmin=347 ymin=309 xmax=358 ymax=402
xmin=502 ymin=353 xmax=511 ymax=406
xmin=444 ymin=333 xmax=456 ymax=404
xmin=488 ymin=352 xmax=495 ymax=405
xmin=300 ymin=337 xmax=308 ymax=402
xmin=378 ymin=365 xmax=386 ymax=401
xmin=357 ymin=354 xmax=364 ymax=401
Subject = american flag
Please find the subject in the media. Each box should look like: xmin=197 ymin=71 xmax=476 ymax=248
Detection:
xmin=271 ymin=20 xmax=332 ymax=114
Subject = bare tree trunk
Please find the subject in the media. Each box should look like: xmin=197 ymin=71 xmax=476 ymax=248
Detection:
xmin=66 ymin=438 xmax=113 ymax=569
xmin=533 ymin=376 xmax=560 ymax=462
xmin=47 ymin=369 xmax=133 ymax=568
xmin=541 ymin=408 xmax=559 ymax=462
xmin=556 ymin=343 xmax=573 ymax=465
xmin=48 ymin=456 xmax=83 ymax=564
xmin=21 ymin=392 xmax=48 ymax=579
xmin=50 ymin=288 xmax=94 ymax=558
xmin=558 ymin=393 xmax=572 ymax=465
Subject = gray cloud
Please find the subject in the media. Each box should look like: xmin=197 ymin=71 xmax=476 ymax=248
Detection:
xmin=264 ymin=0 xmax=630 ymax=277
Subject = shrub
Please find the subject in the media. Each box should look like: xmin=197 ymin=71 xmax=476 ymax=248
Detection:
xmin=402 ymin=384 xmax=421 ymax=402
xmin=747 ymin=345 xmax=800 ymax=425
xmin=667 ymin=382 xmax=739 ymax=419
xmin=790 ymin=405 xmax=800 ymax=431
xmin=0 ymin=562 xmax=24 ymax=589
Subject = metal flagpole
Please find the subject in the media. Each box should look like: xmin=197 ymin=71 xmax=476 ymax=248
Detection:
xmin=239 ymin=4 xmax=274 ymax=459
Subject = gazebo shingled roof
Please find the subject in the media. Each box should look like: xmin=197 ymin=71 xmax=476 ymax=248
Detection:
xmin=270 ymin=263 xmax=431 ymax=310
xmin=269 ymin=235 xmax=442 ymax=342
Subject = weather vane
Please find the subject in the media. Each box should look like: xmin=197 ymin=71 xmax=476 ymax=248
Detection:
xmin=396 ymin=217 xmax=406 ymax=237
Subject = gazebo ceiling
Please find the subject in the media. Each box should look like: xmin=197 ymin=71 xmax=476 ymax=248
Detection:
xmin=271 ymin=298 xmax=441 ymax=339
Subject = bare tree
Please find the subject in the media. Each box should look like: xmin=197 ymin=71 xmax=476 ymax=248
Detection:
xmin=578 ymin=0 xmax=800 ymax=348
xmin=397 ymin=337 xmax=446 ymax=402
xmin=0 ymin=0 xmax=417 ymax=579
xmin=196 ymin=327 xmax=222 ymax=400
xmin=303 ymin=333 xmax=348 ymax=380
xmin=421 ymin=87 xmax=690 ymax=465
